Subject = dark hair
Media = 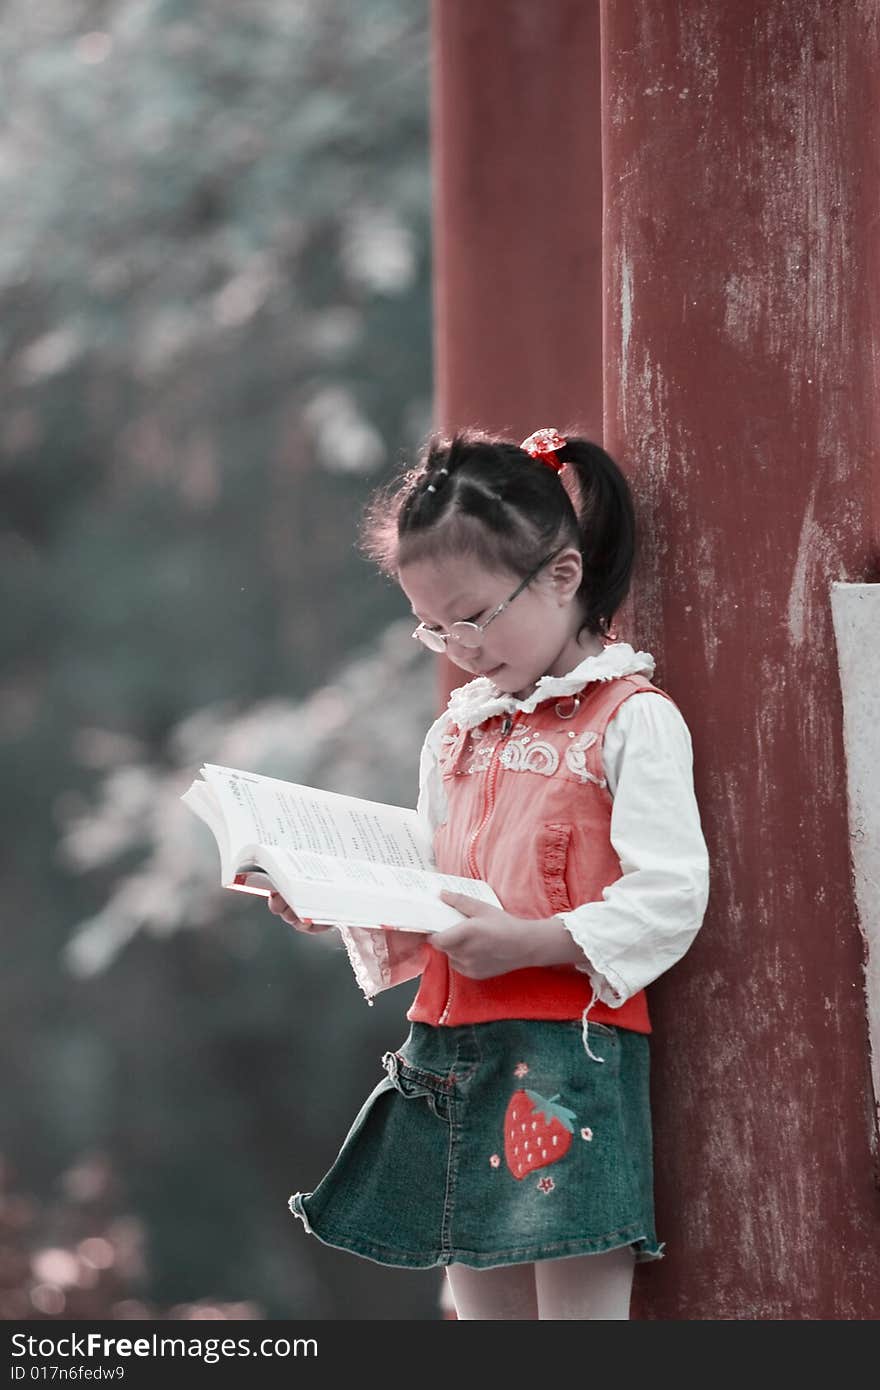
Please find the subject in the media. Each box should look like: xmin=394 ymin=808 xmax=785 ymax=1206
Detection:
xmin=360 ymin=427 xmax=635 ymax=639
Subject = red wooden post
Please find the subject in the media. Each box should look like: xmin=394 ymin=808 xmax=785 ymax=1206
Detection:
xmin=431 ymin=0 xmax=604 ymax=706
xmin=601 ymin=0 xmax=880 ymax=1317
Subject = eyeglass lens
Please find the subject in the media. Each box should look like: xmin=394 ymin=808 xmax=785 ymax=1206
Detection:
xmin=415 ymin=622 xmax=481 ymax=651
xmin=447 ymin=623 xmax=481 ymax=648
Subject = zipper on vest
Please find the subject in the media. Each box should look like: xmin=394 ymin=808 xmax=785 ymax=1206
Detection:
xmin=439 ymin=711 xmax=518 ymax=1026
xmin=438 ymin=956 xmax=455 ymax=1026
xmin=464 ymin=711 xmax=517 ymax=880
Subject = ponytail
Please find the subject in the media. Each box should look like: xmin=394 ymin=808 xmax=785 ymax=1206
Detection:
xmin=554 ymin=438 xmax=636 ymax=638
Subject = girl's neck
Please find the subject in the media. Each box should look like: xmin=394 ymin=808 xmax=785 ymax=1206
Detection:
xmin=549 ymin=628 xmax=606 ymax=678
xmin=511 ymin=631 xmax=607 ymax=702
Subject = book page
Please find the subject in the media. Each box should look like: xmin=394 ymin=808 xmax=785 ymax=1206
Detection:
xmin=255 ymin=843 xmax=502 ymax=933
xmin=200 ymin=764 xmax=433 ymax=871
xmin=180 ymin=779 xmax=232 ymax=877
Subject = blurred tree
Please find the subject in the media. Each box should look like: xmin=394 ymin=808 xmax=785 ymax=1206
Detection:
xmin=0 ymin=1151 xmax=263 ymax=1319
xmin=0 ymin=0 xmax=441 ymax=1318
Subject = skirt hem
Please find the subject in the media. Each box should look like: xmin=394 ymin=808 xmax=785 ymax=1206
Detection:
xmin=288 ymin=1192 xmax=664 ymax=1270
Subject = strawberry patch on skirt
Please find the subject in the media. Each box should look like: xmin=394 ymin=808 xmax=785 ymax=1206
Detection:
xmin=288 ymin=1017 xmax=662 ymax=1270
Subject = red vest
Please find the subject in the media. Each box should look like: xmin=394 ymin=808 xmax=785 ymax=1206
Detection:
xmin=407 ymin=674 xmax=677 ymax=1032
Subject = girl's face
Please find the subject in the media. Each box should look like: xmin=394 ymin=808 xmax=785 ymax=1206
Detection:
xmin=398 ymin=547 xmax=600 ymax=700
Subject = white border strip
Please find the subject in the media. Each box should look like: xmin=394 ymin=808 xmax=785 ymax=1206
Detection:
xmin=830 ymin=582 xmax=880 ymax=1144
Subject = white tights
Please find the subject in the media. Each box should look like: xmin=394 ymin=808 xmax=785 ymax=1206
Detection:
xmin=445 ymin=1245 xmax=636 ymax=1320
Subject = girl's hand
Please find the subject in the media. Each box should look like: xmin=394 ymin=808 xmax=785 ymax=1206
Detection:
xmin=267 ymin=890 xmax=333 ymax=934
xmin=432 ymin=890 xmax=541 ymax=978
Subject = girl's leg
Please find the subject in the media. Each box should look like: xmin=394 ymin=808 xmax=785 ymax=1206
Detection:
xmin=534 ymin=1245 xmax=636 ymax=1320
xmin=444 ymin=1262 xmax=538 ymax=1320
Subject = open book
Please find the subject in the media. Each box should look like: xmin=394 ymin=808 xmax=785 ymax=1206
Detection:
xmin=181 ymin=764 xmax=501 ymax=1000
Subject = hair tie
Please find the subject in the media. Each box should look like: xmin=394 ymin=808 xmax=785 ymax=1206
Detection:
xmin=520 ymin=427 xmax=567 ymax=473
xmin=425 ymin=466 xmax=450 ymax=495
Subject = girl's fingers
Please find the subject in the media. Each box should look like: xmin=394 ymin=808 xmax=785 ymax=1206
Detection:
xmin=265 ymin=890 xmax=334 ymax=934
xmin=267 ymin=894 xmax=334 ymax=933
xmin=439 ymin=889 xmax=483 ymax=915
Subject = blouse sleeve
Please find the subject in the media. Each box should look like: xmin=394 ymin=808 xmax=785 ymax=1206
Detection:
xmin=558 ymin=691 xmax=710 ymax=1007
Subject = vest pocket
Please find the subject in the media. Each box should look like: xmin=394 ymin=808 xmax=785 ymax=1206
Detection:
xmin=538 ymin=822 xmax=574 ymax=913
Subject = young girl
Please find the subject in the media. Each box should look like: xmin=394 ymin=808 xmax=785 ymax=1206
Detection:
xmin=269 ymin=426 xmax=710 ymax=1320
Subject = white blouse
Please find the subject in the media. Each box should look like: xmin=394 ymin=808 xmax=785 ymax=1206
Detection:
xmin=416 ymin=643 xmax=711 ymax=1009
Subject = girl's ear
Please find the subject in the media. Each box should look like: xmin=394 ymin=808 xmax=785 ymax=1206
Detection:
xmin=547 ymin=547 xmax=583 ymax=604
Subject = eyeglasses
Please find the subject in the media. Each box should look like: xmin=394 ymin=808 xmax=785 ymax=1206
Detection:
xmin=411 ymin=548 xmax=562 ymax=653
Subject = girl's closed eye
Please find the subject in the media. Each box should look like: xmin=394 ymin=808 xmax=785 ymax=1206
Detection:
xmin=426 ymin=611 xmax=484 ymax=631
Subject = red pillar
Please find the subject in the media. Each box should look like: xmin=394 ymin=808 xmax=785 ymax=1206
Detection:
xmin=431 ymin=0 xmax=604 ymax=705
xmin=602 ymin=0 xmax=880 ymax=1317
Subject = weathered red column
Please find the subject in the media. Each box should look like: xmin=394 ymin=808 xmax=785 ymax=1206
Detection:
xmin=431 ymin=0 xmax=604 ymax=705
xmin=602 ymin=1 xmax=880 ymax=1317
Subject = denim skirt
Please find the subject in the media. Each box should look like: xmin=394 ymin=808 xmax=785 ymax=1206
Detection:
xmin=288 ymin=1017 xmax=663 ymax=1270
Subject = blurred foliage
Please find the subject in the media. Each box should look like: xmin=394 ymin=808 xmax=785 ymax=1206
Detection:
xmin=58 ymin=619 xmax=436 ymax=974
xmin=1 ymin=0 xmax=444 ymax=1318
xmin=0 ymin=1152 xmax=263 ymax=1319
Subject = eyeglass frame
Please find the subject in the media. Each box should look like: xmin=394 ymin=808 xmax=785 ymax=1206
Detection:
xmin=411 ymin=546 xmax=564 ymax=653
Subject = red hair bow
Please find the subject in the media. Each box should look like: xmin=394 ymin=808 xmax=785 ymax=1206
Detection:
xmin=519 ymin=427 xmax=567 ymax=472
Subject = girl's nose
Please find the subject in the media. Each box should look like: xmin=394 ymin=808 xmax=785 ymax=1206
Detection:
xmin=455 ymin=652 xmax=483 ymax=673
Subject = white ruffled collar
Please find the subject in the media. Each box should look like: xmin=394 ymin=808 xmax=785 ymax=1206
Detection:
xmin=446 ymin=642 xmax=655 ymax=731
